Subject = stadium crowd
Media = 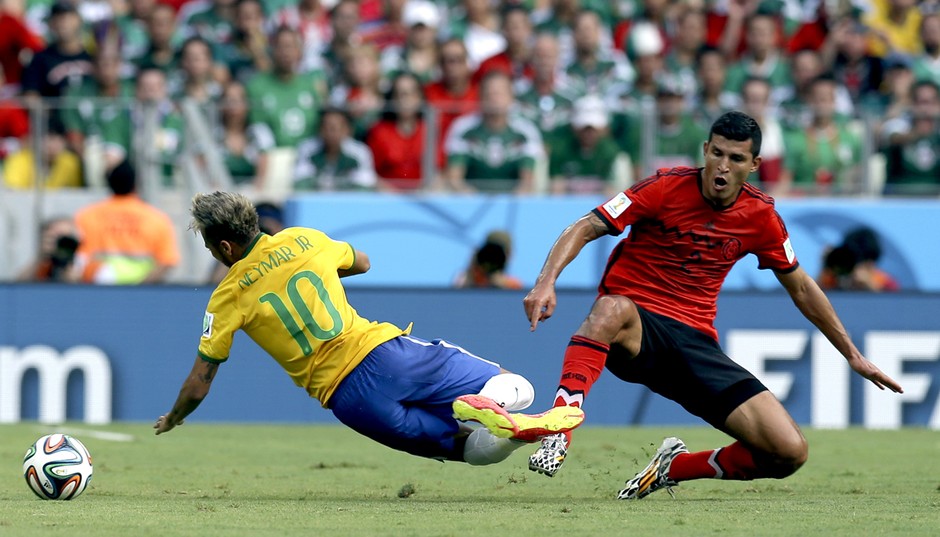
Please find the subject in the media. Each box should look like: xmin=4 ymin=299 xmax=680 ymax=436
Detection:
xmin=0 ymin=0 xmax=937 ymax=198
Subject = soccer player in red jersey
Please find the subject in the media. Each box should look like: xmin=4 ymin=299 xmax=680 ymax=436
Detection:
xmin=523 ymin=111 xmax=904 ymax=498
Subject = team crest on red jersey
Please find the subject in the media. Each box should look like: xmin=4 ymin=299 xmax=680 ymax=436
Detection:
xmin=721 ymin=238 xmax=742 ymax=260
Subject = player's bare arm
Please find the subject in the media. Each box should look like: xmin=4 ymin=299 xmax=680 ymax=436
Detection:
xmin=775 ymin=267 xmax=903 ymax=393
xmin=154 ymin=356 xmax=221 ymax=435
xmin=338 ymin=249 xmax=371 ymax=278
xmin=524 ymin=212 xmax=609 ymax=331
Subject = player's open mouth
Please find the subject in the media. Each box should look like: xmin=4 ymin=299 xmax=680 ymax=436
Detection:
xmin=714 ymin=176 xmax=728 ymax=189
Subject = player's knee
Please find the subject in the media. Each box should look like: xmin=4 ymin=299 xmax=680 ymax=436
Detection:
xmin=765 ymin=434 xmax=808 ymax=478
xmin=582 ymin=296 xmax=637 ymax=338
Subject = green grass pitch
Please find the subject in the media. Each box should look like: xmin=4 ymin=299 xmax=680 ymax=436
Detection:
xmin=2 ymin=423 xmax=938 ymax=536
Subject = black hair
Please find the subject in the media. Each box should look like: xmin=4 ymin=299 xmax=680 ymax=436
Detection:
xmin=381 ymin=71 xmax=425 ymax=122
xmin=709 ymin=111 xmax=762 ymax=157
xmin=824 ymin=245 xmax=858 ymax=276
xmin=107 ymin=159 xmax=136 ymax=195
xmin=842 ymin=227 xmax=882 ymax=262
xmin=695 ymin=45 xmax=724 ymax=68
xmin=911 ymin=79 xmax=940 ymax=100
xmin=501 ymin=4 xmax=530 ymax=24
xmin=178 ymin=36 xmax=214 ymax=62
xmin=319 ymin=105 xmax=352 ymax=125
xmin=475 ymin=241 xmax=507 ymax=274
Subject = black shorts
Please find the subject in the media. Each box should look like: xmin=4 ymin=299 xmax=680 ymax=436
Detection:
xmin=604 ymin=305 xmax=768 ymax=429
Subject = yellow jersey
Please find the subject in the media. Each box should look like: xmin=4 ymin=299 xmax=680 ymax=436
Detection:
xmin=197 ymin=227 xmax=407 ymax=406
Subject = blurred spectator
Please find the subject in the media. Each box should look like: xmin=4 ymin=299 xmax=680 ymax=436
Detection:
xmin=533 ymin=0 xmax=584 ymax=66
xmin=113 ymin=0 xmax=156 ymax=63
xmin=361 ymin=0 xmax=408 ymax=51
xmin=272 ymin=0 xmax=331 ymax=73
xmin=294 ymin=107 xmax=378 ymax=191
xmin=0 ymin=5 xmax=44 ymax=93
xmin=663 ymin=8 xmax=707 ymax=97
xmin=516 ymin=33 xmax=572 ymax=135
xmin=740 ymin=76 xmax=787 ymax=188
xmin=881 ymin=79 xmax=940 ymax=195
xmin=172 ymin=36 xmax=224 ymax=104
xmin=691 ymin=46 xmax=739 ymax=128
xmin=621 ymin=21 xmax=666 ymax=111
xmin=546 ymin=94 xmax=621 ymax=196
xmin=179 ymin=0 xmax=236 ymax=45
xmin=321 ymin=0 xmax=362 ymax=79
xmin=443 ymin=71 xmax=543 ymax=194
xmin=473 ymin=5 xmax=533 ymax=92
xmin=912 ymin=13 xmax=940 ymax=87
xmin=425 ymin=38 xmax=479 ymax=168
xmin=214 ymin=0 xmax=271 ymax=83
xmin=62 ymin=44 xmax=134 ymax=171
xmin=622 ymin=78 xmax=707 ymax=179
xmin=776 ymin=48 xmax=853 ymax=129
xmin=16 ymin=216 xmax=83 ymax=282
xmin=247 ymin=26 xmax=328 ymax=187
xmin=25 ymin=0 xmax=115 ymax=40
xmin=781 ymin=76 xmax=862 ymax=196
xmin=827 ymin=19 xmax=886 ymax=110
xmin=562 ymin=10 xmax=632 ymax=106
xmin=380 ymin=0 xmax=441 ymax=84
xmin=863 ymin=0 xmax=922 ymax=58
xmin=74 ymin=159 xmax=180 ymax=284
xmin=613 ymin=0 xmax=671 ymax=55
xmin=447 ymin=0 xmax=505 ymax=70
xmin=3 ymin=117 xmax=82 ymax=189
xmin=21 ymin=2 xmax=92 ymax=99
xmin=366 ymin=71 xmax=427 ymax=191
xmin=724 ymin=12 xmax=791 ymax=94
xmin=818 ymin=226 xmax=900 ymax=292
xmin=135 ymin=3 xmax=179 ymax=74
xmin=217 ymin=80 xmax=257 ymax=186
xmin=330 ymin=43 xmax=383 ymax=140
xmin=0 ymin=70 xmax=30 ymax=160
xmin=133 ymin=67 xmax=184 ymax=184
xmin=454 ymin=230 xmax=523 ymax=290
xmin=876 ymin=53 xmax=917 ymax=120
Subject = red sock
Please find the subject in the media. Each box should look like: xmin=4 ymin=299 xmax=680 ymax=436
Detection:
xmin=552 ymin=335 xmax=610 ymax=408
xmin=669 ymin=442 xmax=759 ymax=482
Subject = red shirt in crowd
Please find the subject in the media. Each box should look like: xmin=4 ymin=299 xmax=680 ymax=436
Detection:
xmin=423 ymin=80 xmax=479 ymax=168
xmin=0 ymin=12 xmax=44 ymax=87
xmin=473 ymin=51 xmax=535 ymax=86
xmin=366 ymin=119 xmax=426 ymax=190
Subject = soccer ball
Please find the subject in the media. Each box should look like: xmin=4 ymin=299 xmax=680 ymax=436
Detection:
xmin=23 ymin=434 xmax=93 ymax=500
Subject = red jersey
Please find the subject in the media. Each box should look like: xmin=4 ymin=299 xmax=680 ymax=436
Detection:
xmin=366 ymin=119 xmax=425 ymax=190
xmin=424 ymin=80 xmax=479 ymax=168
xmin=472 ymin=51 xmax=534 ymax=85
xmin=0 ymin=13 xmax=44 ymax=86
xmin=593 ymin=167 xmax=798 ymax=340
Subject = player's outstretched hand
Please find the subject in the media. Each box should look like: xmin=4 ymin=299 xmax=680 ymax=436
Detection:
xmin=523 ymin=283 xmax=557 ymax=332
xmin=154 ymin=415 xmax=183 ymax=435
xmin=848 ymin=355 xmax=904 ymax=393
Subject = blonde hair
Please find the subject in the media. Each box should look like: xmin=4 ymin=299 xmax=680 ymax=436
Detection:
xmin=190 ymin=191 xmax=260 ymax=245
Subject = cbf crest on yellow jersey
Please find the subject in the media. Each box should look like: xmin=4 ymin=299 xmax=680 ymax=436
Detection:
xmin=197 ymin=227 xmax=407 ymax=406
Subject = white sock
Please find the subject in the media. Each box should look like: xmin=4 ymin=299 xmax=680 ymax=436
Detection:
xmin=462 ymin=428 xmax=525 ymax=466
xmin=478 ymin=373 xmax=535 ymax=412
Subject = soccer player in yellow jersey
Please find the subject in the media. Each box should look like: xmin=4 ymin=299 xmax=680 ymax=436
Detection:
xmin=154 ymin=192 xmax=584 ymax=467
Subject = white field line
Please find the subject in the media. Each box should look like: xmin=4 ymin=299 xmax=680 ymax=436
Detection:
xmin=35 ymin=426 xmax=136 ymax=442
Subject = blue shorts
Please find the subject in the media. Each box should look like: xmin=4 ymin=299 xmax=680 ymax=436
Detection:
xmin=328 ymin=335 xmax=501 ymax=461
